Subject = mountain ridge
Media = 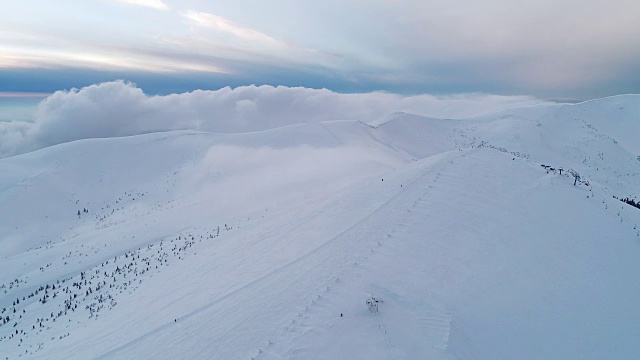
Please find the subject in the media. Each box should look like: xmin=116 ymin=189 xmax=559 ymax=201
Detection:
xmin=1 ymin=94 xmax=639 ymax=359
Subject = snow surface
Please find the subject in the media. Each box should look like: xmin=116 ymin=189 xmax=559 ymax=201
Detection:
xmin=1 ymin=95 xmax=640 ymax=359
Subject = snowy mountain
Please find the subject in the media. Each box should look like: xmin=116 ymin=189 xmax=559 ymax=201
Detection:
xmin=1 ymin=94 xmax=639 ymax=359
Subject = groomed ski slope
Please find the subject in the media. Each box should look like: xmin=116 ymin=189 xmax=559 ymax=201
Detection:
xmin=1 ymin=95 xmax=640 ymax=359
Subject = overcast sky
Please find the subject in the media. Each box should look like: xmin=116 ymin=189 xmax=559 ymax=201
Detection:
xmin=1 ymin=0 xmax=639 ymax=99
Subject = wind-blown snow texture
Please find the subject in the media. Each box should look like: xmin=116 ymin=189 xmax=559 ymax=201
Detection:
xmin=1 ymin=93 xmax=640 ymax=359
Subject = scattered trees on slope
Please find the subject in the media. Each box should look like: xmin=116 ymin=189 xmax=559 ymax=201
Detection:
xmin=614 ymin=195 xmax=640 ymax=210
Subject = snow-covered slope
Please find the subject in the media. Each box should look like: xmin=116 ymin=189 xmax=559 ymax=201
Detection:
xmin=1 ymin=95 xmax=639 ymax=359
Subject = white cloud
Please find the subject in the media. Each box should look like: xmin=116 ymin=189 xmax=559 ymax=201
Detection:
xmin=0 ymin=81 xmax=544 ymax=158
xmin=114 ymin=0 xmax=169 ymax=11
xmin=0 ymin=38 xmax=226 ymax=73
xmin=167 ymin=11 xmax=334 ymax=70
xmin=1 ymin=1 xmax=640 ymax=96
xmin=0 ymin=10 xmax=331 ymax=75
xmin=0 ymin=8 xmax=250 ymax=74
xmin=345 ymin=0 xmax=640 ymax=89
xmin=0 ymin=120 xmax=31 ymax=157
xmin=183 ymin=10 xmax=278 ymax=44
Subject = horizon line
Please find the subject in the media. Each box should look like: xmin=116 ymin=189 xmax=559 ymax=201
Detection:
xmin=0 ymin=92 xmax=52 ymax=98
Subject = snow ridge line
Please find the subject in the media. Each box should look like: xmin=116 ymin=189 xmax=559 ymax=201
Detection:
xmin=254 ymin=150 xmax=466 ymax=359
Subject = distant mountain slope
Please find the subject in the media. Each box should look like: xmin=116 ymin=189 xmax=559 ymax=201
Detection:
xmin=1 ymin=95 xmax=639 ymax=359
xmin=567 ymin=94 xmax=640 ymax=155
xmin=0 ymin=121 xmax=411 ymax=258
xmin=368 ymin=112 xmax=475 ymax=159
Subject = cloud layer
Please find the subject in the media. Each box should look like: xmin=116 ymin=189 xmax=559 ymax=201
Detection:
xmin=0 ymin=81 xmax=545 ymax=158
xmin=1 ymin=1 xmax=639 ymax=97
xmin=114 ymin=0 xmax=169 ymax=11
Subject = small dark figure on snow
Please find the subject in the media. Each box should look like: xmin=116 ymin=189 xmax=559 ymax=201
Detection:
xmin=340 ymin=313 xmax=343 ymax=317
